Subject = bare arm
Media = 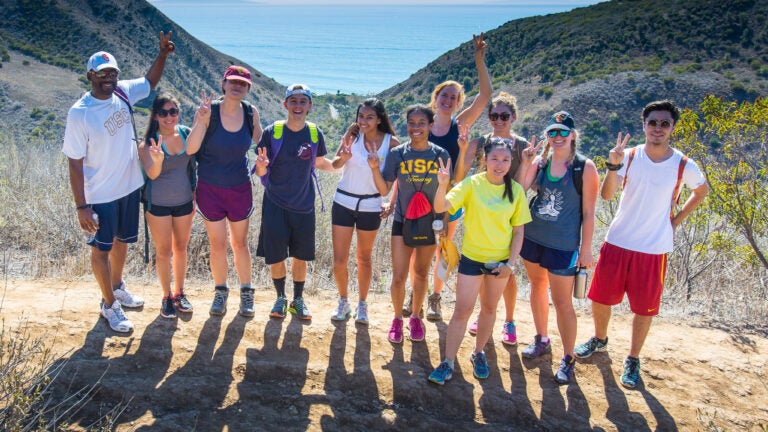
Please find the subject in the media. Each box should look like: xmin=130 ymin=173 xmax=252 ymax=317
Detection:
xmin=578 ymin=160 xmax=600 ymax=268
xmin=601 ymin=132 xmax=630 ymax=200
xmin=671 ymin=182 xmax=708 ymax=229
xmin=138 ymin=137 xmax=164 ymax=180
xmin=455 ymin=33 xmax=492 ymax=128
xmin=186 ymin=90 xmax=213 ymax=155
xmin=433 ymin=158 xmax=453 ymax=213
xmin=315 ymin=156 xmax=338 ymax=173
xmin=68 ymin=157 xmax=97 ymax=231
xmin=145 ymin=31 xmax=175 ymax=89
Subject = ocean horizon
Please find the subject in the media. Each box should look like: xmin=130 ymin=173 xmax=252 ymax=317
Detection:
xmin=150 ymin=1 xmax=604 ymax=94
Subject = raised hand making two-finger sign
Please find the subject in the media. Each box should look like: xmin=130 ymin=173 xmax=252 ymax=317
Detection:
xmin=436 ymin=157 xmax=450 ymax=186
xmin=195 ymin=89 xmax=215 ymax=125
xmin=255 ymin=147 xmax=270 ymax=171
xmin=159 ymin=31 xmax=175 ymax=57
xmin=609 ymin=132 xmax=631 ymax=165
xmin=522 ymin=136 xmax=544 ymax=166
xmin=147 ymin=135 xmax=165 ymax=166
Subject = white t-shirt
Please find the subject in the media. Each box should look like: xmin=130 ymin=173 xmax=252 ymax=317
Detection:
xmin=605 ymin=144 xmax=705 ymax=254
xmin=62 ymin=78 xmax=150 ymax=204
xmin=333 ymin=133 xmax=391 ymax=212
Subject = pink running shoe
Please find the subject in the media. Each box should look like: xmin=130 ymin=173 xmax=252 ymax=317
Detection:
xmin=388 ymin=318 xmax=404 ymax=344
xmin=502 ymin=321 xmax=518 ymax=346
xmin=409 ymin=316 xmax=425 ymax=342
xmin=468 ymin=319 xmax=479 ymax=336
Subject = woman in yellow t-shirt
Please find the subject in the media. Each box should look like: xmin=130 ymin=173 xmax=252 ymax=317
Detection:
xmin=427 ymin=138 xmax=532 ymax=385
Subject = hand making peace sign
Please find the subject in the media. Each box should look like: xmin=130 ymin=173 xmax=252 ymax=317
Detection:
xmin=195 ymin=89 xmax=215 ymax=125
xmin=159 ymin=31 xmax=175 ymax=57
xmin=457 ymin=122 xmax=470 ymax=153
xmin=255 ymin=147 xmax=270 ymax=171
xmin=472 ymin=33 xmax=487 ymax=61
xmin=521 ymin=136 xmax=544 ymax=166
xmin=436 ymin=157 xmax=450 ymax=187
xmin=609 ymin=132 xmax=631 ymax=165
xmin=146 ymin=135 xmax=165 ymax=166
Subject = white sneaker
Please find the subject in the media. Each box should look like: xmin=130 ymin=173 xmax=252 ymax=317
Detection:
xmin=113 ymin=281 xmax=144 ymax=308
xmin=355 ymin=301 xmax=369 ymax=325
xmin=101 ymin=300 xmax=134 ymax=333
xmin=331 ymin=297 xmax=351 ymax=321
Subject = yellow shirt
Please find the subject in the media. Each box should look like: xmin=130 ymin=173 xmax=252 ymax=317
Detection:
xmin=447 ymin=173 xmax=532 ymax=263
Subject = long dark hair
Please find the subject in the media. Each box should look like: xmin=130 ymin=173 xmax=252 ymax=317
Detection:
xmin=484 ymin=137 xmax=515 ymax=203
xmin=144 ymin=92 xmax=180 ymax=145
xmin=358 ymin=98 xmax=395 ymax=135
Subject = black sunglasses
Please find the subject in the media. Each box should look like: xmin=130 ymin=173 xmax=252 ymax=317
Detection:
xmin=547 ymin=129 xmax=570 ymax=138
xmin=489 ymin=112 xmax=512 ymax=121
xmin=92 ymin=69 xmax=118 ymax=79
xmin=646 ymin=119 xmax=673 ymax=129
xmin=158 ymin=108 xmax=179 ymax=118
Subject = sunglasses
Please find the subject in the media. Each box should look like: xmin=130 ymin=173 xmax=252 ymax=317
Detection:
xmin=92 ymin=69 xmax=118 ymax=79
xmin=489 ymin=112 xmax=512 ymax=121
xmin=646 ymin=119 xmax=673 ymax=129
xmin=547 ymin=129 xmax=570 ymax=138
xmin=158 ymin=108 xmax=179 ymax=118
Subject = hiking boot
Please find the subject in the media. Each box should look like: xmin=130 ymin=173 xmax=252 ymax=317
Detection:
xmin=621 ymin=357 xmax=641 ymax=389
xmin=270 ymin=296 xmax=288 ymax=318
xmin=289 ymin=297 xmax=312 ymax=320
xmin=555 ymin=354 xmax=576 ymax=384
xmin=521 ymin=334 xmax=552 ymax=359
xmin=402 ymin=291 xmax=423 ymax=318
xmin=113 ymin=281 xmax=144 ymax=308
xmin=574 ymin=336 xmax=608 ymax=359
xmin=408 ymin=316 xmax=425 ymax=342
xmin=468 ymin=319 xmax=478 ymax=335
xmin=355 ymin=301 xmax=369 ymax=325
xmin=501 ymin=321 xmax=517 ymax=346
xmin=173 ymin=292 xmax=193 ymax=313
xmin=239 ymin=288 xmax=255 ymax=317
xmin=388 ymin=318 xmax=404 ymax=344
xmin=428 ymin=361 xmax=453 ymax=385
xmin=160 ymin=297 xmax=176 ymax=319
xmin=331 ymin=297 xmax=352 ymax=321
xmin=426 ymin=292 xmax=442 ymax=321
xmin=471 ymin=351 xmax=490 ymax=379
xmin=209 ymin=287 xmax=228 ymax=316
xmin=101 ymin=301 xmax=133 ymax=333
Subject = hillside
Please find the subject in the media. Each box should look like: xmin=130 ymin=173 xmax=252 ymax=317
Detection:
xmin=379 ymin=0 xmax=768 ymax=155
xmin=0 ymin=0 xmax=286 ymax=139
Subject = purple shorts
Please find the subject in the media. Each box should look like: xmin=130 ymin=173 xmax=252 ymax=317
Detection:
xmin=195 ymin=180 xmax=253 ymax=222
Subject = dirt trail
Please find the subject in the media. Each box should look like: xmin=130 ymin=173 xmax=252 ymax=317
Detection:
xmin=2 ymin=278 xmax=766 ymax=431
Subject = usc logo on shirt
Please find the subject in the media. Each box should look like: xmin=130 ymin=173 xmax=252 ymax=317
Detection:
xmin=399 ymin=159 xmax=439 ymax=175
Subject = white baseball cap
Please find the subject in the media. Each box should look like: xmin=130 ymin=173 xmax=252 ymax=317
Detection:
xmin=86 ymin=51 xmax=120 ymax=73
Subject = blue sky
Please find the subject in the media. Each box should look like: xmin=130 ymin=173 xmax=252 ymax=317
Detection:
xmin=151 ymin=0 xmax=606 ymax=5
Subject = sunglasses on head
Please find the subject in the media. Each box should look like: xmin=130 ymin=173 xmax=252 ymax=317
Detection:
xmin=489 ymin=112 xmax=512 ymax=121
xmin=547 ymin=129 xmax=570 ymax=138
xmin=158 ymin=108 xmax=179 ymax=118
xmin=92 ymin=69 xmax=118 ymax=79
xmin=646 ymin=119 xmax=673 ymax=129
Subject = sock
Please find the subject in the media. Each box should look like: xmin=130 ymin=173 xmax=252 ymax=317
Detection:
xmin=444 ymin=358 xmax=455 ymax=369
xmin=240 ymin=283 xmax=252 ymax=291
xmin=273 ymin=277 xmax=286 ymax=298
xmin=293 ymin=281 xmax=305 ymax=299
xmin=541 ymin=336 xmax=550 ymax=343
xmin=214 ymin=284 xmax=228 ymax=291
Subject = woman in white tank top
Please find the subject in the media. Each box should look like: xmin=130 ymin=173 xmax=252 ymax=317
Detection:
xmin=329 ymin=98 xmax=400 ymax=325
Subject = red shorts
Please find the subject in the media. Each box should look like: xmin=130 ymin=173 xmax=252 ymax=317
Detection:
xmin=195 ymin=180 xmax=253 ymax=222
xmin=588 ymin=242 xmax=667 ymax=316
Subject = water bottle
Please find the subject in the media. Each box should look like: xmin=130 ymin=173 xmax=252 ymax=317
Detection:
xmin=574 ymin=266 xmax=588 ymax=299
xmin=85 ymin=213 xmax=99 ymax=243
xmin=432 ymin=219 xmax=444 ymax=245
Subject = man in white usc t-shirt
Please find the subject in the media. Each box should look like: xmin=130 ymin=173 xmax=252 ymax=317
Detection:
xmin=574 ymin=100 xmax=708 ymax=389
xmin=62 ymin=32 xmax=175 ymax=333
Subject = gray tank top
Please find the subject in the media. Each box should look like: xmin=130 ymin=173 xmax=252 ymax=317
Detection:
xmin=151 ymin=126 xmax=193 ymax=207
xmin=524 ymin=162 xmax=582 ymax=251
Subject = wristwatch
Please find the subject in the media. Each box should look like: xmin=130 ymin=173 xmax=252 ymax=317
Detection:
xmin=504 ymin=262 xmax=515 ymax=271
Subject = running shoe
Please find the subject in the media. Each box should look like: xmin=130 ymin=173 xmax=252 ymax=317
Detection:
xmin=621 ymin=357 xmax=641 ymax=389
xmin=428 ymin=361 xmax=453 ymax=385
xmin=555 ymin=354 xmax=576 ymax=384
xmin=331 ymin=297 xmax=351 ymax=321
xmin=289 ymin=297 xmax=312 ymax=320
xmin=521 ymin=334 xmax=551 ymax=359
xmin=239 ymin=287 xmax=255 ymax=317
xmin=501 ymin=321 xmax=517 ymax=346
xmin=113 ymin=281 xmax=144 ymax=308
xmin=173 ymin=292 xmax=193 ymax=313
xmin=101 ymin=301 xmax=133 ymax=333
xmin=209 ymin=287 xmax=228 ymax=316
xmin=355 ymin=301 xmax=369 ymax=325
xmin=408 ymin=316 xmax=425 ymax=342
xmin=471 ymin=351 xmax=490 ymax=379
xmin=426 ymin=292 xmax=442 ymax=321
xmin=574 ymin=336 xmax=609 ymax=359
xmin=160 ymin=296 xmax=176 ymax=319
xmin=270 ymin=296 xmax=288 ymax=319
xmin=387 ymin=318 xmax=404 ymax=344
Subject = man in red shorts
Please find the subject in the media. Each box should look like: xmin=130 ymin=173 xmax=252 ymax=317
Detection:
xmin=574 ymin=100 xmax=708 ymax=389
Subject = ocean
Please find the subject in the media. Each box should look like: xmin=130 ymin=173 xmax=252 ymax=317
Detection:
xmin=150 ymin=1 xmax=602 ymax=95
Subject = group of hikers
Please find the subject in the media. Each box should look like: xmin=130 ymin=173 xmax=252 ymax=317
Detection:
xmin=63 ymin=31 xmax=708 ymax=390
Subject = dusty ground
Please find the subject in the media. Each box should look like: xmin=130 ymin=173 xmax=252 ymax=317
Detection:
xmin=2 ymin=278 xmax=767 ymax=431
